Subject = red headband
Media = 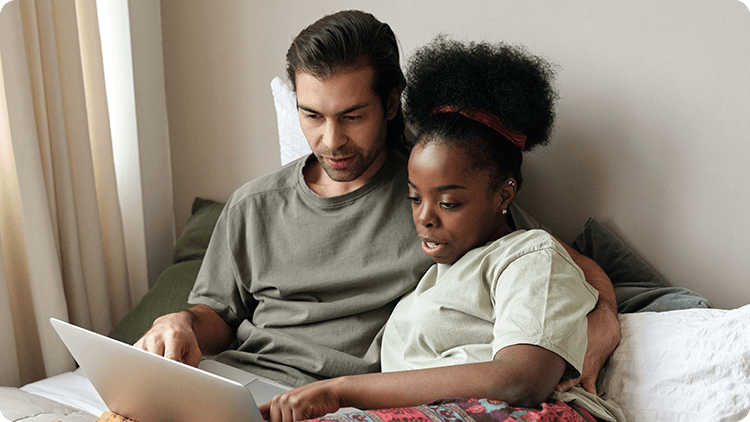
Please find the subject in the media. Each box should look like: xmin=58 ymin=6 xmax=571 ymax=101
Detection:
xmin=431 ymin=106 xmax=526 ymax=150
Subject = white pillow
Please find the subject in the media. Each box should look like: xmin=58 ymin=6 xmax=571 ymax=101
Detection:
xmin=597 ymin=305 xmax=750 ymax=422
xmin=271 ymin=76 xmax=311 ymax=165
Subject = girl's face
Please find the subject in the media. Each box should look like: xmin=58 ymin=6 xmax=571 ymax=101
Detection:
xmin=407 ymin=142 xmax=513 ymax=264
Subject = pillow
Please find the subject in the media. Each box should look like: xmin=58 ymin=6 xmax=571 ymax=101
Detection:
xmin=597 ymin=305 xmax=750 ymax=422
xmin=571 ymin=218 xmax=711 ymax=313
xmin=172 ymin=197 xmax=225 ymax=264
xmin=109 ymin=198 xmax=226 ymax=344
xmin=271 ymin=76 xmax=311 ymax=165
xmin=108 ymin=260 xmax=201 ymax=345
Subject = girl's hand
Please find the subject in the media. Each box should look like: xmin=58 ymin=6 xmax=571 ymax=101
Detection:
xmin=259 ymin=378 xmax=346 ymax=422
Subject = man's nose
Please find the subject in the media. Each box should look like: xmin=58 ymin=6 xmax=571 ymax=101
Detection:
xmin=322 ymin=121 xmax=347 ymax=151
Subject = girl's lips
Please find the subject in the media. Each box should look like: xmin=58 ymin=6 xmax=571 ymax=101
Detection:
xmin=421 ymin=239 xmax=445 ymax=255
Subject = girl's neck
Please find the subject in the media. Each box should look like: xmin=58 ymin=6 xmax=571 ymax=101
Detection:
xmin=489 ymin=215 xmax=515 ymax=243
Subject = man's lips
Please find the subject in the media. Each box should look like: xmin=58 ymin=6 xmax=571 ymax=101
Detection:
xmin=325 ymin=156 xmax=355 ymax=169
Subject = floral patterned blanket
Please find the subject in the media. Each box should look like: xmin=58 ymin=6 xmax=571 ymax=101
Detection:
xmin=95 ymin=397 xmax=597 ymax=422
xmin=308 ymin=398 xmax=597 ymax=422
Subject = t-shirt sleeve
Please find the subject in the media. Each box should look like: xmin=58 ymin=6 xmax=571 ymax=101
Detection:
xmin=188 ymin=203 xmax=255 ymax=328
xmin=489 ymin=242 xmax=598 ymax=379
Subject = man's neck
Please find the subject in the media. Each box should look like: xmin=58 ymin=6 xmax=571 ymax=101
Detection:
xmin=304 ymin=148 xmax=389 ymax=197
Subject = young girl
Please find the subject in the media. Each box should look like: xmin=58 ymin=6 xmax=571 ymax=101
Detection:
xmin=259 ymin=37 xmax=623 ymax=422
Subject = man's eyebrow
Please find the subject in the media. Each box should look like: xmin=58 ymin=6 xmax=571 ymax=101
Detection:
xmin=407 ymin=180 xmax=466 ymax=192
xmin=297 ymin=102 xmax=370 ymax=115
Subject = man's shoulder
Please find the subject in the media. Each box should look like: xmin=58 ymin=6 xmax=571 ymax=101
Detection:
xmin=228 ymin=156 xmax=307 ymax=207
xmin=508 ymin=202 xmax=546 ymax=231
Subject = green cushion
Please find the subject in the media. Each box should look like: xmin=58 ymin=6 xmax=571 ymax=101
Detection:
xmin=108 ymin=197 xmax=226 ymax=344
xmin=108 ymin=259 xmax=203 ymax=344
xmin=172 ymin=198 xmax=225 ymax=264
xmin=572 ymin=218 xmax=712 ymax=313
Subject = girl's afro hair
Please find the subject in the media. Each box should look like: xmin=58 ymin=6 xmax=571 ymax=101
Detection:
xmin=403 ymin=35 xmax=559 ymax=151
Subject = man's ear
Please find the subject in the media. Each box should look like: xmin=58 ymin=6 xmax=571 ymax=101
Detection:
xmin=385 ymin=85 xmax=403 ymax=120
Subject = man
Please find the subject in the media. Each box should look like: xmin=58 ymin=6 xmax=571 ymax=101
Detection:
xmin=136 ymin=10 xmax=619 ymax=393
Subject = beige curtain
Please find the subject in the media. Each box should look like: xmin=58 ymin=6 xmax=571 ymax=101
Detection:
xmin=0 ymin=0 xmax=136 ymax=387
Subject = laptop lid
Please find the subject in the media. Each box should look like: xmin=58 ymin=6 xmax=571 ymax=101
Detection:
xmin=50 ymin=318 xmax=263 ymax=422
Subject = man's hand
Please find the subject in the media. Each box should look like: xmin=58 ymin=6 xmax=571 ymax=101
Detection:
xmin=134 ymin=309 xmax=203 ymax=367
xmin=134 ymin=304 xmax=233 ymax=366
xmin=555 ymin=238 xmax=621 ymax=394
xmin=557 ymin=300 xmax=620 ymax=393
xmin=259 ymin=378 xmax=345 ymax=422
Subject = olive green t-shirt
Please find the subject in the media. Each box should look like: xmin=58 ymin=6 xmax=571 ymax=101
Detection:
xmin=188 ymin=148 xmax=432 ymax=387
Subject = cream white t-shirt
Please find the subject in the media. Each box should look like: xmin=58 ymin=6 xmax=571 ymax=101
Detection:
xmin=381 ymin=229 xmax=598 ymax=379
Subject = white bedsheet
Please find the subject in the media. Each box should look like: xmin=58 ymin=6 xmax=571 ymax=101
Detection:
xmin=20 ymin=367 xmax=107 ymax=417
xmin=598 ymin=305 xmax=750 ymax=422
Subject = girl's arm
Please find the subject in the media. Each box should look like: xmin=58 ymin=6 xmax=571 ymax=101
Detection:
xmin=259 ymin=344 xmax=566 ymax=422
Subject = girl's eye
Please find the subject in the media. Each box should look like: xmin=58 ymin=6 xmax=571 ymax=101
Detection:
xmin=440 ymin=202 xmax=459 ymax=210
xmin=407 ymin=195 xmax=421 ymax=205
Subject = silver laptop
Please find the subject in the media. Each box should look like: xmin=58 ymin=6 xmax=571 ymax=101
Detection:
xmin=50 ymin=318 xmax=290 ymax=422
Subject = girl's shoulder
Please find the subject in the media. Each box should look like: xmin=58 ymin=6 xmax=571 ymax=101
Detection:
xmin=491 ymin=229 xmax=561 ymax=253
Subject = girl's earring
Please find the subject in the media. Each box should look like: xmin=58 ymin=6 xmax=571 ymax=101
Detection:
xmin=508 ymin=180 xmax=515 ymax=187
xmin=502 ymin=209 xmax=508 ymax=215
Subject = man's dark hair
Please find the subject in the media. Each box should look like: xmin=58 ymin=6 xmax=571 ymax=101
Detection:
xmin=286 ymin=10 xmax=406 ymax=147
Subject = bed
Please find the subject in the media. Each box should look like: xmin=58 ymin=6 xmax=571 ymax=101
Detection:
xmin=2 ymin=78 xmax=748 ymax=422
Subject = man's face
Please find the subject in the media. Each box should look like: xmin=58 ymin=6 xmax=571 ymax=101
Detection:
xmin=295 ymin=66 xmax=398 ymax=183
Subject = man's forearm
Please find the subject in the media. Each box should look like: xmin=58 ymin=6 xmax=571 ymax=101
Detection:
xmin=557 ymin=238 xmax=620 ymax=354
xmin=573 ymin=255 xmax=620 ymax=355
xmin=557 ymin=238 xmax=621 ymax=393
xmin=557 ymin=238 xmax=618 ymax=314
xmin=578 ymin=257 xmax=617 ymax=315
xmin=184 ymin=304 xmax=234 ymax=356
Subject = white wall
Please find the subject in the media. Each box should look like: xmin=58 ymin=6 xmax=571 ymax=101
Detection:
xmin=161 ymin=1 xmax=345 ymax=237
xmin=161 ymin=0 xmax=750 ymax=309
